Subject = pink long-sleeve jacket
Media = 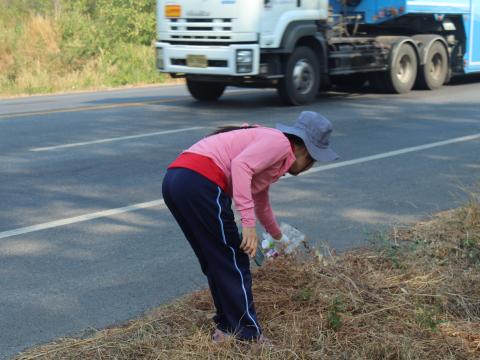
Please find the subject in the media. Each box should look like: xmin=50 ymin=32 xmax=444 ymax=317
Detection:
xmin=184 ymin=127 xmax=296 ymax=237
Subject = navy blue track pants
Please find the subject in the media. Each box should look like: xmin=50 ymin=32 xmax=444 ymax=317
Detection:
xmin=162 ymin=168 xmax=262 ymax=340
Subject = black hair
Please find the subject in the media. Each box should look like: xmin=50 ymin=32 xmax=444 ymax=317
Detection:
xmin=284 ymin=133 xmax=305 ymax=147
xmin=208 ymin=125 xmax=256 ymax=136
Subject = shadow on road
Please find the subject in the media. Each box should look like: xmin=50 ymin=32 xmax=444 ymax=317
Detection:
xmin=1 ymin=87 xmax=479 ymax=359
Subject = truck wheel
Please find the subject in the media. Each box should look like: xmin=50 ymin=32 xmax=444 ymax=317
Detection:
xmin=186 ymin=79 xmax=225 ymax=101
xmin=277 ymin=46 xmax=320 ymax=106
xmin=371 ymin=43 xmax=418 ymax=94
xmin=416 ymin=41 xmax=448 ymax=90
xmin=388 ymin=43 xmax=418 ymax=93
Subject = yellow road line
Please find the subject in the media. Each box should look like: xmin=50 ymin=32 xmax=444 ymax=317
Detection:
xmin=0 ymin=89 xmax=264 ymax=120
xmin=0 ymin=97 xmax=187 ymax=120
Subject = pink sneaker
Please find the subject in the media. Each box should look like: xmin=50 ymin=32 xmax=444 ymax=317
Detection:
xmin=257 ymin=334 xmax=273 ymax=346
xmin=212 ymin=328 xmax=231 ymax=343
xmin=212 ymin=329 xmax=272 ymax=346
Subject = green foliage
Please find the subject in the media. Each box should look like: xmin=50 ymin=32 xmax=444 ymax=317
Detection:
xmin=294 ymin=287 xmax=314 ymax=301
xmin=97 ymin=0 xmax=156 ymax=46
xmin=415 ymin=306 xmax=442 ymax=331
xmin=59 ymin=0 xmax=157 ymax=63
xmin=58 ymin=10 xmax=104 ymax=69
xmin=460 ymin=235 xmax=480 ymax=265
xmin=367 ymin=229 xmax=406 ymax=269
xmin=327 ymin=296 xmax=343 ymax=331
xmin=63 ymin=0 xmax=156 ymax=47
xmin=101 ymin=43 xmax=165 ymax=86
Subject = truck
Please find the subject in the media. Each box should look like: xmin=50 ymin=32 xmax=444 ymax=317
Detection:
xmin=155 ymin=0 xmax=480 ymax=105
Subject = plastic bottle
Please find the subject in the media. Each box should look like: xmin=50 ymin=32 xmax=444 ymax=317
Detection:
xmin=261 ymin=223 xmax=305 ymax=254
xmin=279 ymin=223 xmax=306 ymax=254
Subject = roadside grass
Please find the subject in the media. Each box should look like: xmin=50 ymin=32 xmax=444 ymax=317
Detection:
xmin=14 ymin=193 xmax=480 ymax=359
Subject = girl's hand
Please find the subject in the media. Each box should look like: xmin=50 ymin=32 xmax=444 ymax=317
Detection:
xmin=272 ymin=232 xmax=282 ymax=241
xmin=240 ymin=226 xmax=258 ymax=258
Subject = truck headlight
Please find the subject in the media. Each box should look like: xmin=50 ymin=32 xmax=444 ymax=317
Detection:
xmin=236 ymin=50 xmax=253 ymax=73
xmin=156 ymin=47 xmax=164 ymax=70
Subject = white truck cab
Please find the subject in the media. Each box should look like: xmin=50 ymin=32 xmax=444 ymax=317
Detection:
xmin=156 ymin=0 xmax=327 ymax=104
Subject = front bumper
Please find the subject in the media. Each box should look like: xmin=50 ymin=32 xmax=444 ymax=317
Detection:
xmin=155 ymin=42 xmax=260 ymax=76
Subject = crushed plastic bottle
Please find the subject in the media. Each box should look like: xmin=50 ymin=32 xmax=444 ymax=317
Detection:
xmin=255 ymin=234 xmax=281 ymax=266
xmin=254 ymin=223 xmax=305 ymax=266
xmin=261 ymin=236 xmax=279 ymax=258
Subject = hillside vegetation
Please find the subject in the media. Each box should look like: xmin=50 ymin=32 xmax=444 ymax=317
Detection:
xmin=0 ymin=0 xmax=167 ymax=96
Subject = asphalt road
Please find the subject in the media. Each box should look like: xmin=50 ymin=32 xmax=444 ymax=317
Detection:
xmin=1 ymin=78 xmax=479 ymax=358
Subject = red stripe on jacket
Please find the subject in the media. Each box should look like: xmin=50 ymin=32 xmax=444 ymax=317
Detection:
xmin=168 ymin=152 xmax=228 ymax=192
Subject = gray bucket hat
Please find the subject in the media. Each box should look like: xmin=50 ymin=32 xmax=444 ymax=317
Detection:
xmin=276 ymin=111 xmax=339 ymax=162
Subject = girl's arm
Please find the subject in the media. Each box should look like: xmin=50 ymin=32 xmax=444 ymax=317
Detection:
xmin=230 ymin=136 xmax=291 ymax=230
xmin=253 ymin=188 xmax=282 ymax=239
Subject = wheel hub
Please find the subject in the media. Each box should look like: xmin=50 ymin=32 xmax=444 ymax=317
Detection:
xmin=396 ymin=55 xmax=413 ymax=84
xmin=429 ymin=53 xmax=443 ymax=80
xmin=293 ymin=59 xmax=314 ymax=95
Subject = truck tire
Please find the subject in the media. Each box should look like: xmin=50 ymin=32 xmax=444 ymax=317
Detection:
xmin=186 ymin=79 xmax=225 ymax=101
xmin=371 ymin=43 xmax=418 ymax=94
xmin=416 ymin=41 xmax=448 ymax=90
xmin=277 ymin=46 xmax=320 ymax=105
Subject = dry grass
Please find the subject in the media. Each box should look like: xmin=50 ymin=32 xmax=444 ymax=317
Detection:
xmin=14 ymin=196 xmax=480 ymax=359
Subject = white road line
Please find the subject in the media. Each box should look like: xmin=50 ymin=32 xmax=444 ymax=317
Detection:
xmin=0 ymin=200 xmax=166 ymax=239
xmin=1 ymin=132 xmax=479 ymax=239
xmin=30 ymin=127 xmax=204 ymax=152
xmin=306 ymin=132 xmax=480 ymax=175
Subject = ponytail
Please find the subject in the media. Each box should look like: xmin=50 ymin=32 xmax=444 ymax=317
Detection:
xmin=208 ymin=125 xmax=256 ymax=136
